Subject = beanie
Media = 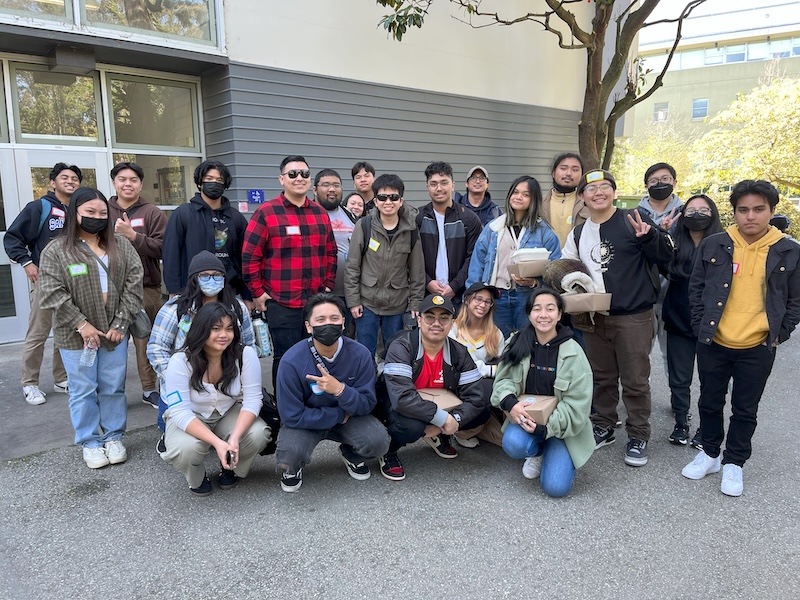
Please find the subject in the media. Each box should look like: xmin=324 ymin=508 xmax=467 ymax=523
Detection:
xmin=187 ymin=250 xmax=225 ymax=279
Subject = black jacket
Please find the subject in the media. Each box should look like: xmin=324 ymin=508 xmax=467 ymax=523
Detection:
xmin=690 ymin=231 xmax=800 ymax=346
xmin=3 ymin=192 xmax=67 ymax=267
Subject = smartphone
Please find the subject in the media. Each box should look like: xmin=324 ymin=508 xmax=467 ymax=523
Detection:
xmin=226 ymin=450 xmax=235 ymax=468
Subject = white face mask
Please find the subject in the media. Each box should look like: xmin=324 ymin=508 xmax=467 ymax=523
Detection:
xmin=199 ymin=280 xmax=225 ymax=297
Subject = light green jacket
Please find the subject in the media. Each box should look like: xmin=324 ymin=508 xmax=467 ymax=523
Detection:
xmin=491 ymin=338 xmax=594 ymax=469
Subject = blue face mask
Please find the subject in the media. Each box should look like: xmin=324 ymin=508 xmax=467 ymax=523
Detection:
xmin=198 ymin=275 xmax=225 ymax=297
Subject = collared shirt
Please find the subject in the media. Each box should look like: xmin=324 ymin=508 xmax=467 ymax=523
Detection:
xmin=242 ymin=193 xmax=337 ymax=309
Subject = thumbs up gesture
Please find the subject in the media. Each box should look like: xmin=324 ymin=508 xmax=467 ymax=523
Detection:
xmin=115 ymin=212 xmax=136 ymax=241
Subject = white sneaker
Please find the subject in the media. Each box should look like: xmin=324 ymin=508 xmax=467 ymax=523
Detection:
xmin=83 ymin=446 xmax=109 ymax=469
xmin=453 ymin=434 xmax=480 ymax=449
xmin=53 ymin=380 xmax=69 ymax=394
xmin=522 ymin=455 xmax=542 ymax=480
xmin=23 ymin=385 xmax=46 ymax=405
xmin=721 ymin=464 xmax=743 ymax=497
xmin=104 ymin=440 xmax=128 ymax=465
xmin=682 ymin=450 xmax=721 ymax=480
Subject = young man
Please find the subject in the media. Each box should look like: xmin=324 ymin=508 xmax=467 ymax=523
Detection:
xmin=638 ymin=162 xmax=682 ymax=229
xmin=562 ymin=170 xmax=674 ymax=467
xmin=378 ymin=294 xmax=490 ymax=480
xmin=352 ymin=161 xmax=376 ymax=212
xmin=275 ymin=294 xmax=390 ymax=492
xmin=344 ymin=173 xmax=424 ymax=358
xmin=416 ymin=161 xmax=483 ymax=308
xmin=162 ymin=160 xmax=249 ymax=299
xmin=108 ymin=162 xmax=167 ymax=409
xmin=4 ymin=162 xmax=80 ymax=404
xmin=454 ymin=165 xmax=502 ymax=226
xmin=540 ymin=152 xmax=588 ymax=247
xmin=242 ymin=156 xmax=337 ymax=391
xmin=682 ymin=180 xmax=800 ymax=497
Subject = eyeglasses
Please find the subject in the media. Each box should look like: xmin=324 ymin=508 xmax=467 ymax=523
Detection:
xmin=468 ymin=175 xmax=488 ymax=183
xmin=647 ymin=175 xmax=674 ymax=186
xmin=472 ymin=297 xmax=494 ymax=307
xmin=582 ymin=183 xmax=614 ymax=195
xmin=282 ymin=169 xmax=310 ymax=179
xmin=376 ymin=193 xmax=402 ymax=203
xmin=317 ymin=182 xmax=342 ymax=190
xmin=198 ymin=274 xmax=224 ymax=284
xmin=421 ymin=314 xmax=453 ymax=325
xmin=685 ymin=208 xmax=712 ymax=217
xmin=427 ymin=180 xmax=452 ymax=190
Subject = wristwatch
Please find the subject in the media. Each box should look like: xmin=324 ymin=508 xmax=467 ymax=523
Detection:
xmin=452 ymin=412 xmax=462 ymax=424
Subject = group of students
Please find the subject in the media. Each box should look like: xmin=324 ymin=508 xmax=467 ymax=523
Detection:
xmin=7 ymin=154 xmax=798 ymax=500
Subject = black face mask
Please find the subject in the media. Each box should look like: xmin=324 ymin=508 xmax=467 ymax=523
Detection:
xmin=201 ymin=182 xmax=226 ymax=200
xmin=683 ymin=214 xmax=713 ymax=231
xmin=312 ymin=323 xmax=343 ymax=347
xmin=553 ymin=180 xmax=577 ymax=194
xmin=648 ymin=183 xmax=674 ymax=201
xmin=79 ymin=216 xmax=108 ymax=234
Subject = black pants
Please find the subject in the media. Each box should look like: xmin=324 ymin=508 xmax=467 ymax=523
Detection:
xmin=696 ymin=341 xmax=775 ymax=467
xmin=265 ymin=301 xmax=306 ymax=393
xmin=386 ymin=405 xmax=491 ymax=453
xmin=666 ymin=330 xmax=698 ymax=423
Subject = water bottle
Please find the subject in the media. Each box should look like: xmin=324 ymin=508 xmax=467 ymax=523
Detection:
xmin=251 ymin=310 xmax=272 ymax=357
xmin=80 ymin=339 xmax=97 ymax=367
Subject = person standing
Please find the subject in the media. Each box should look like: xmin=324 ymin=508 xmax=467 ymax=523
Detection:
xmin=351 ymin=161 xmax=376 ymax=212
xmin=108 ymin=162 xmax=167 ymax=409
xmin=540 ymin=153 xmax=587 ymax=247
xmin=454 ymin=166 xmax=502 ymax=226
xmin=4 ymin=162 xmax=80 ymax=405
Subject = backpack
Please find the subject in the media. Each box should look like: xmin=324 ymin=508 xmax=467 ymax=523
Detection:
xmin=359 ymin=213 xmax=418 ymax=258
xmin=36 ymin=198 xmax=50 ymax=238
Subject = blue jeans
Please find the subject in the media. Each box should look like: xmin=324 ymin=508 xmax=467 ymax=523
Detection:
xmin=356 ymin=306 xmax=403 ymax=359
xmin=60 ymin=338 xmax=129 ymax=448
xmin=502 ymin=423 xmax=576 ymax=497
xmin=493 ymin=288 xmax=533 ymax=337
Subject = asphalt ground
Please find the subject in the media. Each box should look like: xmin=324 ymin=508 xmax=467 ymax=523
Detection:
xmin=1 ymin=338 xmax=799 ymax=599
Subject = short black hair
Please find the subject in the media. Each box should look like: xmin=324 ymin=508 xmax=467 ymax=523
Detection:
xmin=729 ymin=179 xmax=780 ymax=210
xmin=280 ymin=155 xmax=309 ymax=172
xmin=110 ymin=162 xmax=144 ymax=181
xmin=351 ymin=161 xmax=375 ymax=179
xmin=303 ymin=292 xmax=346 ymax=322
xmin=49 ymin=162 xmax=83 ymax=183
xmin=372 ymin=173 xmax=404 ymax=196
xmin=424 ymin=161 xmax=453 ymax=181
xmin=194 ymin=160 xmax=232 ymax=188
xmin=644 ymin=162 xmax=676 ymax=184
xmin=313 ymin=169 xmax=342 ymax=187
xmin=551 ymin=152 xmax=585 ymax=173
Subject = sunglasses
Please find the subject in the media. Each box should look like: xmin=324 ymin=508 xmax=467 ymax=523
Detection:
xmin=376 ymin=193 xmax=402 ymax=203
xmin=282 ymin=169 xmax=310 ymax=179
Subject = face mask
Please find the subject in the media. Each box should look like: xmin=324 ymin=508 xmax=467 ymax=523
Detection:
xmin=199 ymin=280 xmax=225 ymax=297
xmin=79 ymin=216 xmax=108 ymax=234
xmin=201 ymin=182 xmax=225 ymax=200
xmin=552 ymin=180 xmax=577 ymax=194
xmin=312 ymin=323 xmax=343 ymax=346
xmin=683 ymin=214 xmax=713 ymax=231
xmin=648 ymin=183 xmax=674 ymax=201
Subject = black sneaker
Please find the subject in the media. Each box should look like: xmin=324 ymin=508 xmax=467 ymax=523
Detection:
xmin=669 ymin=422 xmax=690 ymax=445
xmin=280 ymin=469 xmax=303 ymax=492
xmin=690 ymin=428 xmax=703 ymax=451
xmin=624 ymin=438 xmax=648 ymax=467
xmin=379 ymin=453 xmax=406 ymax=481
xmin=142 ymin=392 xmax=159 ymax=409
xmin=155 ymin=434 xmax=166 ymax=455
xmin=339 ymin=445 xmax=371 ymax=481
xmin=189 ymin=474 xmax=213 ymax=497
xmin=423 ymin=434 xmax=458 ymax=459
xmin=593 ymin=424 xmax=616 ymax=448
xmin=218 ymin=468 xmax=239 ymax=490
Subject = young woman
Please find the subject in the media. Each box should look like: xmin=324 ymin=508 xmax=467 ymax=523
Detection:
xmin=161 ymin=302 xmax=270 ymax=496
xmin=39 ymin=188 xmax=144 ymax=469
xmin=466 ymin=176 xmax=561 ymax=337
xmin=449 ymin=282 xmax=506 ymax=447
xmin=492 ymin=288 xmax=594 ymax=497
xmin=663 ymin=195 xmax=723 ymax=447
xmin=344 ymin=192 xmax=365 ymax=218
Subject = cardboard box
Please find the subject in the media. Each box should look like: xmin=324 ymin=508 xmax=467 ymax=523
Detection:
xmin=418 ymin=388 xmax=462 ymax=412
xmin=519 ymin=394 xmax=559 ymax=424
xmin=562 ymin=292 xmax=612 ymax=314
xmin=507 ymin=260 xmax=550 ymax=279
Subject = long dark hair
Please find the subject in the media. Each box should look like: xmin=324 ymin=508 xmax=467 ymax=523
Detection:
xmin=668 ymin=194 xmax=723 ymax=279
xmin=501 ymin=288 xmax=564 ymax=367
xmin=181 ymin=302 xmax=243 ymax=395
xmin=62 ymin=187 xmax=118 ymax=272
xmin=504 ymin=175 xmax=543 ymax=231
xmin=177 ymin=275 xmax=243 ymax=324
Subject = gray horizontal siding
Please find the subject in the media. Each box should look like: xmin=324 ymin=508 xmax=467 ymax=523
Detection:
xmin=202 ymin=62 xmax=580 ymax=211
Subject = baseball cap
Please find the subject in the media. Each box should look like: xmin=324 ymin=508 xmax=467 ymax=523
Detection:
xmin=463 ymin=282 xmax=500 ymax=300
xmin=467 ymin=166 xmax=489 ymax=181
xmin=576 ymin=170 xmax=617 ymax=195
xmin=419 ymin=294 xmax=456 ymax=316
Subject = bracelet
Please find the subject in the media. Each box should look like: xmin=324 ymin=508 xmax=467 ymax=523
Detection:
xmin=76 ymin=321 xmax=88 ymax=333
xmin=334 ymin=383 xmax=346 ymax=397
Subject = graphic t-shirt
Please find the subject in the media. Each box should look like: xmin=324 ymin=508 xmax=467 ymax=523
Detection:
xmin=326 ymin=206 xmax=355 ymax=296
xmin=415 ymin=349 xmax=444 ymax=389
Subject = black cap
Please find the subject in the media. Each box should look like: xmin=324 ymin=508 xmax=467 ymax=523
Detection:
xmin=463 ymin=281 xmax=500 ymax=300
xmin=419 ymin=294 xmax=456 ymax=315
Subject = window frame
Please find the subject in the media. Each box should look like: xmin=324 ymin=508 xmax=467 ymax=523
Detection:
xmin=653 ymin=102 xmax=669 ymax=123
xmin=691 ymin=98 xmax=709 ymax=120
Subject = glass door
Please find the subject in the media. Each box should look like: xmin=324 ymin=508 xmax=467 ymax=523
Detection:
xmin=0 ymin=149 xmax=28 ymax=342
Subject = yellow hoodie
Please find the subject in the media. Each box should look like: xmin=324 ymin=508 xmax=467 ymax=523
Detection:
xmin=714 ymin=224 xmax=785 ymax=349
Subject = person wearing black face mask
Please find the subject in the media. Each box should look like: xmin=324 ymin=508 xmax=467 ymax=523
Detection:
xmin=540 ymin=152 xmax=589 ymax=247
xmin=162 ymin=160 xmax=250 ymax=305
xmin=663 ymin=195 xmax=722 ymax=448
xmin=639 ymin=162 xmax=683 ymax=230
xmin=273 ymin=293 xmax=390 ymax=492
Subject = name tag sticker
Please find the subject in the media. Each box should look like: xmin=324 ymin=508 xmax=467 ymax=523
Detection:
xmin=68 ymin=263 xmax=88 ymax=276
xmin=130 ymin=218 xmax=144 ymax=228
xmin=51 ymin=207 xmax=65 ymax=218
xmin=286 ymin=225 xmax=301 ymax=236
xmin=368 ymin=238 xmax=381 ymax=252
xmin=733 ymin=262 xmax=740 ymax=275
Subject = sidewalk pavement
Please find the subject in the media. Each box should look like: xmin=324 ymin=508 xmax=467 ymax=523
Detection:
xmin=1 ymin=338 xmax=799 ymax=599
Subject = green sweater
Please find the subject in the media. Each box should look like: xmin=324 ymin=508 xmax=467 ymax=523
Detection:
xmin=491 ymin=338 xmax=595 ymax=469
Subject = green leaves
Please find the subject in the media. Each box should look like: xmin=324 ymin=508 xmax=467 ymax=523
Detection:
xmin=377 ymin=0 xmax=430 ymax=41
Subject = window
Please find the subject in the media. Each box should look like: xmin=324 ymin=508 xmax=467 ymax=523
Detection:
xmin=82 ymin=0 xmax=216 ymax=44
xmin=680 ymin=50 xmax=705 ymax=70
xmin=0 ymin=0 xmax=69 ymax=21
xmin=653 ymin=102 xmax=669 ymax=123
xmin=112 ymin=154 xmax=201 ymax=207
xmin=692 ymin=98 xmax=709 ymax=120
xmin=770 ymin=39 xmax=791 ymax=59
xmin=705 ymin=47 xmax=724 ymax=66
xmin=747 ymin=42 xmax=769 ymax=61
xmin=726 ymin=44 xmax=745 ymax=63
xmin=793 ymin=38 xmax=800 ymax=57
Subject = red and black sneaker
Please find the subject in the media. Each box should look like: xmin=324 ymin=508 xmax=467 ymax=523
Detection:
xmin=379 ymin=453 xmax=406 ymax=481
xmin=423 ymin=434 xmax=458 ymax=459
